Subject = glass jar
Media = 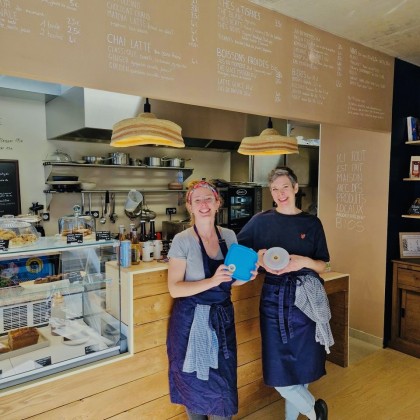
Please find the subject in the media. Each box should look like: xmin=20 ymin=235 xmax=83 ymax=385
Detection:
xmin=58 ymin=205 xmax=95 ymax=238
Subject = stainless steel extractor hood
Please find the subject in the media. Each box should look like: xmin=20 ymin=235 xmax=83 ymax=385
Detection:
xmin=45 ymin=87 xmax=248 ymax=151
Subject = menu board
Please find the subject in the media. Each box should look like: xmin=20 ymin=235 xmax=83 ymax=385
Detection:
xmin=0 ymin=160 xmax=21 ymax=216
xmin=0 ymin=0 xmax=393 ymax=131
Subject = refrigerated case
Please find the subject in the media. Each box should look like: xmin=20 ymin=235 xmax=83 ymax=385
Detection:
xmin=0 ymin=237 xmax=126 ymax=390
xmin=217 ymin=184 xmax=262 ymax=233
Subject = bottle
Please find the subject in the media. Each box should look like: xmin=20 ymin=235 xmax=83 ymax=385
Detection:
xmin=148 ymin=219 xmax=157 ymax=240
xmin=131 ymin=228 xmax=141 ymax=265
xmin=139 ymin=220 xmax=148 ymax=242
xmin=118 ymin=225 xmax=127 ymax=241
xmin=128 ymin=223 xmax=136 ymax=240
xmin=117 ymin=225 xmax=131 ymax=267
xmin=141 ymin=241 xmax=154 ymax=262
xmin=176 ymin=170 xmax=183 ymax=184
xmin=50 ymin=292 xmax=66 ymax=336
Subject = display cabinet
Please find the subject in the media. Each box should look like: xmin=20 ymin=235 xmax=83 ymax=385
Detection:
xmin=0 ymin=237 xmax=127 ymax=390
xmin=390 ymin=259 xmax=420 ymax=358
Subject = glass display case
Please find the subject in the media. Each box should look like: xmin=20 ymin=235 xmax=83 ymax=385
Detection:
xmin=0 ymin=237 xmax=126 ymax=390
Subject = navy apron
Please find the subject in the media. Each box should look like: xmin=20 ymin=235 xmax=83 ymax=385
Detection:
xmin=167 ymin=226 xmax=238 ymax=417
xmin=260 ymin=269 xmax=326 ymax=387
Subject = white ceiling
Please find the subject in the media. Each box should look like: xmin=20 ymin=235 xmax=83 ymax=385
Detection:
xmin=250 ymin=0 xmax=420 ymax=67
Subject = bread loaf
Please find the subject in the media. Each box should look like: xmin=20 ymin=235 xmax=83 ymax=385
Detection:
xmin=0 ymin=342 xmax=10 ymax=353
xmin=8 ymin=327 xmax=39 ymax=350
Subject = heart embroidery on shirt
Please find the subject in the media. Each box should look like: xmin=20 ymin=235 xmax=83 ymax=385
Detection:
xmin=300 ymin=233 xmax=306 ymax=239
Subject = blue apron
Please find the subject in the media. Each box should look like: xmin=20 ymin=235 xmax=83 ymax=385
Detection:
xmin=167 ymin=226 xmax=238 ymax=417
xmin=260 ymin=268 xmax=326 ymax=387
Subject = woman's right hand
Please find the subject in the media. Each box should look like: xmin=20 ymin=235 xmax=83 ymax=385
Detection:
xmin=211 ymin=264 xmax=233 ymax=285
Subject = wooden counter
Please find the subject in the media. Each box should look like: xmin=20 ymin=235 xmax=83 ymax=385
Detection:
xmin=322 ymin=271 xmax=350 ymax=367
xmin=0 ymin=263 xmax=349 ymax=419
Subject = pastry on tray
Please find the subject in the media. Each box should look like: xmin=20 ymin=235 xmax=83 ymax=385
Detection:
xmin=8 ymin=327 xmax=39 ymax=350
xmin=33 ymin=273 xmax=67 ymax=284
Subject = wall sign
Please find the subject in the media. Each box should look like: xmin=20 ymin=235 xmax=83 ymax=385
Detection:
xmin=0 ymin=0 xmax=394 ymax=132
xmin=0 ymin=160 xmax=21 ymax=216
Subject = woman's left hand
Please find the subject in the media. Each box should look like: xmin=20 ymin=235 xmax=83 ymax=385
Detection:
xmin=281 ymin=254 xmax=305 ymax=273
xmin=248 ymin=262 xmax=259 ymax=281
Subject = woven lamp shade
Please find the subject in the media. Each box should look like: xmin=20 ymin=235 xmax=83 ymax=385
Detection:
xmin=238 ymin=127 xmax=298 ymax=156
xmin=111 ymin=112 xmax=185 ymax=148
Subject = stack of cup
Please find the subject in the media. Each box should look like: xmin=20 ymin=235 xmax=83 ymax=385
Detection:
xmin=153 ymin=240 xmax=163 ymax=260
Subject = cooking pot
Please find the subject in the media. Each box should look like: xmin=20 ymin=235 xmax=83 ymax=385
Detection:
xmin=108 ymin=152 xmax=130 ymax=165
xmin=162 ymin=157 xmax=190 ymax=168
xmin=144 ymin=157 xmax=162 ymax=167
xmin=129 ymin=158 xmax=142 ymax=166
xmin=83 ymin=156 xmax=108 ymax=164
xmin=162 ymin=157 xmax=183 ymax=168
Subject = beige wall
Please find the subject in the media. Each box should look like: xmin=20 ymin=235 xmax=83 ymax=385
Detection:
xmin=318 ymin=124 xmax=391 ymax=339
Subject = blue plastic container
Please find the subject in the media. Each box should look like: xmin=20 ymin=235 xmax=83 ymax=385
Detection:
xmin=224 ymin=243 xmax=258 ymax=281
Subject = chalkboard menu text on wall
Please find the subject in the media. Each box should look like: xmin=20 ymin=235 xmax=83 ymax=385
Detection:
xmin=0 ymin=0 xmax=394 ymax=132
xmin=0 ymin=160 xmax=21 ymax=216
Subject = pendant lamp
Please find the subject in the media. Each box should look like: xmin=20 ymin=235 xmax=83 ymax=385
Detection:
xmin=110 ymin=98 xmax=185 ymax=148
xmin=238 ymin=117 xmax=298 ymax=155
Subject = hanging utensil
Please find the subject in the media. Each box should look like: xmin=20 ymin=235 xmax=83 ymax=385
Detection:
xmin=100 ymin=194 xmax=106 ymax=224
xmin=140 ymin=195 xmax=157 ymax=222
xmin=81 ymin=192 xmax=85 ymax=214
xmin=88 ymin=193 xmax=92 ymax=216
xmin=104 ymin=190 xmax=109 ymax=215
xmin=109 ymin=192 xmax=118 ymax=223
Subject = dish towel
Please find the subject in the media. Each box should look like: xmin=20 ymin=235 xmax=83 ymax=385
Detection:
xmin=295 ymin=273 xmax=335 ymax=353
xmin=182 ymin=304 xmax=219 ymax=380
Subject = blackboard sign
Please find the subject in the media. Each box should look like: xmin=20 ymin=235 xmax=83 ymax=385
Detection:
xmin=0 ymin=160 xmax=21 ymax=216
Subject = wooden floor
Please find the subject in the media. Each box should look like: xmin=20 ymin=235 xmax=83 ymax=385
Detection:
xmin=241 ymin=343 xmax=420 ymax=420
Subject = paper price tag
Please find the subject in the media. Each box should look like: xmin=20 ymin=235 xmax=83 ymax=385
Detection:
xmin=66 ymin=233 xmax=83 ymax=244
xmin=0 ymin=239 xmax=9 ymax=251
xmin=96 ymin=231 xmax=111 ymax=241
xmin=35 ymin=356 xmax=52 ymax=367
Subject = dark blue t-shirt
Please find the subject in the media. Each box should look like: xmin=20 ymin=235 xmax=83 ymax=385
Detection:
xmin=237 ymin=209 xmax=330 ymax=262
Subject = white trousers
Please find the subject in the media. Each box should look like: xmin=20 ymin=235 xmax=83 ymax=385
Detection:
xmin=275 ymin=384 xmax=315 ymax=420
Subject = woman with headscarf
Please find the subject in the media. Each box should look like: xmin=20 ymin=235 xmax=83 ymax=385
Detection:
xmin=167 ymin=180 xmax=257 ymax=420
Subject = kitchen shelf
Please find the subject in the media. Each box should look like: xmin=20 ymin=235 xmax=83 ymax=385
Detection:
xmin=44 ymin=189 xmax=187 ymax=194
xmin=43 ymin=161 xmax=193 ymax=173
xmin=402 ymin=137 xmax=420 ymax=219
xmin=43 ymin=162 xmax=192 ymax=209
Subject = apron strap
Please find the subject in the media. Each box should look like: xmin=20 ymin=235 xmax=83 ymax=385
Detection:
xmin=194 ymin=224 xmax=228 ymax=278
